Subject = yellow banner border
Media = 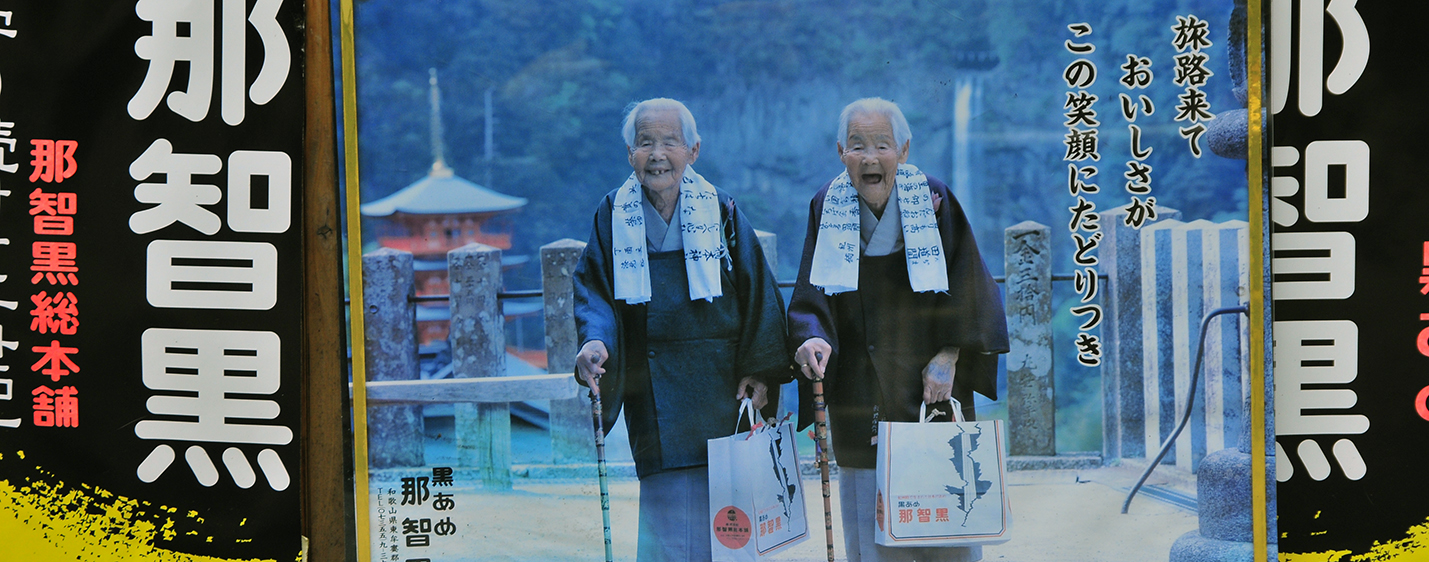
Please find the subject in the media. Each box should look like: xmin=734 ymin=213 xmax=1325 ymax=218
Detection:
xmin=337 ymin=1 xmax=372 ymax=561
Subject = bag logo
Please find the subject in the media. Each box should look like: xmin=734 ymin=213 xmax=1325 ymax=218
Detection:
xmin=945 ymin=425 xmax=995 ymax=524
xmin=713 ymin=505 xmax=751 ymax=549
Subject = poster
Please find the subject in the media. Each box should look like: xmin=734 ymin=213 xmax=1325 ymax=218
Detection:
xmin=337 ymin=0 xmax=1270 ymax=560
xmin=0 ymin=2 xmax=307 ymax=561
xmin=1270 ymin=1 xmax=1429 ymax=560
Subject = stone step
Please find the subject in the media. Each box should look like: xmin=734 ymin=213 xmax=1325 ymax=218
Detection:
xmin=1170 ymin=529 xmax=1278 ymax=562
xmin=1008 ymin=453 xmax=1103 ymax=471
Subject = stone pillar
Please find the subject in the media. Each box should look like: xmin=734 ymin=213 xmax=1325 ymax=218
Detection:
xmin=1173 ymin=221 xmax=1212 ymax=471
xmin=362 ymin=248 xmax=424 ymax=468
xmin=754 ymin=229 xmax=778 ymax=275
xmin=1142 ymin=219 xmax=1184 ymax=464
xmin=1204 ymin=221 xmax=1250 ymax=459
xmin=447 ymin=243 xmax=511 ymax=489
xmin=756 ymin=229 xmax=798 ymax=420
xmin=542 ymin=239 xmax=594 ymax=464
xmin=1004 ymin=221 xmax=1055 ymax=456
xmin=1101 ymin=204 xmax=1179 ymax=460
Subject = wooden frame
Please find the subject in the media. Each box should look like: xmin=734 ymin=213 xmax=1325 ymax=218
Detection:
xmin=302 ymin=0 xmax=348 ymax=560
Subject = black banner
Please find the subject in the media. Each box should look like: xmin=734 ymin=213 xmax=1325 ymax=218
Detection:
xmin=0 ymin=2 xmax=304 ymax=560
xmin=1272 ymin=0 xmax=1429 ymax=557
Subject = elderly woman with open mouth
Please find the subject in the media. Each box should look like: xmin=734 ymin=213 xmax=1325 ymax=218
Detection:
xmin=788 ymin=97 xmax=1009 ymax=562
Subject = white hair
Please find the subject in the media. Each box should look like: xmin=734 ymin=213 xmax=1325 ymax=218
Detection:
xmin=622 ymin=98 xmax=701 ymax=148
xmin=838 ymin=97 xmax=912 ymax=148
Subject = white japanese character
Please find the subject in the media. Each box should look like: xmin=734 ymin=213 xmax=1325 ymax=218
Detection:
xmin=129 ymin=0 xmax=214 ymax=121
xmin=135 ymin=328 xmax=291 ymax=489
xmin=222 ymin=0 xmax=290 ymax=125
xmin=130 ymin=0 xmax=290 ymax=124
xmin=0 ymin=373 xmax=17 ymax=429
xmin=0 ymin=120 xmax=17 ymax=174
xmin=1271 ymin=0 xmax=1369 ymax=117
xmin=227 ymin=150 xmax=291 ymax=233
xmin=0 ymin=326 xmax=16 ymax=358
xmin=1271 ymin=231 xmax=1355 ymax=300
xmin=1303 ymin=141 xmax=1369 ymax=223
xmin=129 ymin=138 xmax=223 ymax=235
xmin=0 ymin=11 xmax=16 ymax=39
xmin=1274 ymin=320 xmax=1368 ymax=482
xmin=146 ymin=240 xmax=278 ymax=310
xmin=1270 ymin=146 xmax=1300 ymax=227
xmin=1271 ymin=141 xmax=1369 ymax=228
xmin=1275 ymin=320 xmax=1367 ymax=435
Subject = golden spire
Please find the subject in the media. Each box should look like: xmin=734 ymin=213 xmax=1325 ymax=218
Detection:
xmin=428 ymin=68 xmax=452 ymax=178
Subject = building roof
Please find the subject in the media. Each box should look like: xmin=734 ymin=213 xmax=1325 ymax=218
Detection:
xmin=360 ymin=165 xmax=528 ymax=217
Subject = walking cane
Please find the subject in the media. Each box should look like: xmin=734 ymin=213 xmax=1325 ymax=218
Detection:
xmin=589 ymin=376 xmax=614 ymax=562
xmin=810 ymin=353 xmax=836 ymax=562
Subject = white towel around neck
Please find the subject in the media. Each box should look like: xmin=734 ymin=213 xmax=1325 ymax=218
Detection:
xmin=611 ymin=166 xmax=726 ymax=303
xmin=808 ymin=163 xmax=948 ymax=295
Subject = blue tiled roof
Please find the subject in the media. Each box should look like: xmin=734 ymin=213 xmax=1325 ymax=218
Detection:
xmin=361 ymin=166 xmax=527 ymax=216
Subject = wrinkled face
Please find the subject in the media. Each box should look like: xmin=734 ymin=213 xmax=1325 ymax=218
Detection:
xmin=628 ymin=107 xmax=700 ymax=195
xmin=838 ymin=112 xmax=909 ymax=200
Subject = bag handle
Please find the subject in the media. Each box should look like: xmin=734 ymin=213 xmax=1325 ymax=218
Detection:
xmin=735 ymin=398 xmax=759 ymax=433
xmin=919 ymin=398 xmax=967 ymax=423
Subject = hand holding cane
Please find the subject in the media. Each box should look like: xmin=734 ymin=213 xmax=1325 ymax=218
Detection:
xmin=588 ymin=374 xmax=613 ymax=562
xmin=808 ymin=352 xmax=836 ymax=562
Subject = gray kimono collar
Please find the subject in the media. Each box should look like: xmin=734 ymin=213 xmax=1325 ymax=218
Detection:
xmin=642 ymin=195 xmax=685 ymax=252
xmin=860 ymin=192 xmax=904 ymax=257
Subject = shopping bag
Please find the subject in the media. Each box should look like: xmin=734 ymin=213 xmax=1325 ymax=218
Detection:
xmin=874 ymin=399 xmax=1011 ymax=547
xmin=707 ymin=399 xmax=810 ymax=561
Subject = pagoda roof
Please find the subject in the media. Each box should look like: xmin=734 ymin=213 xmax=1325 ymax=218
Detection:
xmin=361 ymin=166 xmax=527 ymax=217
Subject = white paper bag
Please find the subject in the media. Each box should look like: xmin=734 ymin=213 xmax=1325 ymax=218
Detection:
xmin=708 ymin=399 xmax=810 ymax=561
xmin=874 ymin=400 xmax=1011 ymax=547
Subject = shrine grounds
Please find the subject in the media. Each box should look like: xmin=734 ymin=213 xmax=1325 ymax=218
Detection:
xmin=367 ymin=460 xmax=1198 ymax=562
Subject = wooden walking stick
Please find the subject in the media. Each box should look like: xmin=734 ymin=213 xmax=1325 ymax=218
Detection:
xmin=589 ymin=377 xmax=614 ymax=562
xmin=810 ymin=353 xmax=836 ymax=562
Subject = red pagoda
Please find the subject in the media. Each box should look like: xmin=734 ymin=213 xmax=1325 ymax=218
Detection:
xmin=361 ymin=70 xmax=528 ymax=344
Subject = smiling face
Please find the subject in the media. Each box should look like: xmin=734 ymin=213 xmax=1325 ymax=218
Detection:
xmin=838 ymin=111 xmax=909 ymax=207
xmin=628 ymin=107 xmax=700 ymax=196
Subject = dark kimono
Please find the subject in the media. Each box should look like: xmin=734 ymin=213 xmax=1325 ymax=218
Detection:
xmin=788 ymin=175 xmax=1009 ymax=469
xmin=573 ymin=187 xmax=792 ymax=479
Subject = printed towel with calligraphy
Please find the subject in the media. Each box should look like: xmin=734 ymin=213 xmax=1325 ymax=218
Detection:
xmin=708 ymin=400 xmax=810 ymax=561
xmin=611 ymin=166 xmax=725 ymax=303
xmin=809 ymin=163 xmax=947 ymax=294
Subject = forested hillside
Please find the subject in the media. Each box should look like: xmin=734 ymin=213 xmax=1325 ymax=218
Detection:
xmin=349 ymin=0 xmax=1246 ymax=276
xmin=346 ymin=0 xmax=1250 ymax=451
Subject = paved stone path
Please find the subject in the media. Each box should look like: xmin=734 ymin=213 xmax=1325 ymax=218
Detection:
xmin=367 ymin=462 xmax=1199 ymax=561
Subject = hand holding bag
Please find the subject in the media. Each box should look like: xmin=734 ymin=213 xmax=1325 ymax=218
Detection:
xmin=708 ymin=399 xmax=811 ymax=561
xmin=874 ymin=399 xmax=1012 ymax=547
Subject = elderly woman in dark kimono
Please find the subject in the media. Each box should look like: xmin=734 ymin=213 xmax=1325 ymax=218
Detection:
xmin=572 ymin=98 xmax=792 ymax=561
xmin=788 ymin=98 xmax=1009 ymax=562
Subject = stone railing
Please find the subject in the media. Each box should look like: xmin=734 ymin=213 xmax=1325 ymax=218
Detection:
xmin=359 ymin=213 xmax=1251 ymax=487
